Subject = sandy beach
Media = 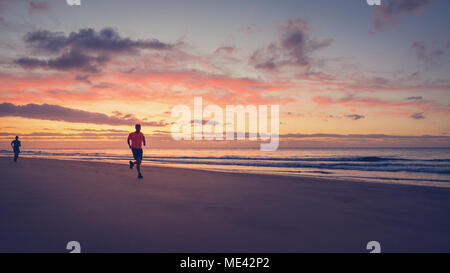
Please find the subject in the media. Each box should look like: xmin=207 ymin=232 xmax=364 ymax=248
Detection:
xmin=0 ymin=157 xmax=449 ymax=253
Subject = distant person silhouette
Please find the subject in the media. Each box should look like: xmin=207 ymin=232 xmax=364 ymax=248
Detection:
xmin=11 ymin=136 xmax=21 ymax=162
xmin=127 ymin=124 xmax=146 ymax=179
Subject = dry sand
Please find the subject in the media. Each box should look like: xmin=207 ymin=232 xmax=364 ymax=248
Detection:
xmin=0 ymin=157 xmax=449 ymax=252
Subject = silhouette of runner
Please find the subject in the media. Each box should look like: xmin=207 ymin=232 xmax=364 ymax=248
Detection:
xmin=11 ymin=136 xmax=21 ymax=162
xmin=127 ymin=124 xmax=146 ymax=179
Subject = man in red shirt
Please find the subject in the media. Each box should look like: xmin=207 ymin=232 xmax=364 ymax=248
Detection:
xmin=127 ymin=124 xmax=146 ymax=179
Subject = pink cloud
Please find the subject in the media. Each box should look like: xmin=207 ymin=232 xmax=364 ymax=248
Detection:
xmin=29 ymin=1 xmax=50 ymax=15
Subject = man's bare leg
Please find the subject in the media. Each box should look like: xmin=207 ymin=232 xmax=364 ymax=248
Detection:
xmin=136 ymin=158 xmax=143 ymax=178
xmin=136 ymin=159 xmax=141 ymax=173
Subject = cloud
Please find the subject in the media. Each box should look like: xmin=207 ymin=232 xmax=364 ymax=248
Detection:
xmin=238 ymin=26 xmax=260 ymax=35
xmin=249 ymin=43 xmax=280 ymax=71
xmin=29 ymin=1 xmax=50 ymax=15
xmin=65 ymin=128 xmax=129 ymax=133
xmin=411 ymin=41 xmax=445 ymax=65
xmin=0 ymin=68 xmax=296 ymax=105
xmin=345 ymin=114 xmax=365 ymax=120
xmin=311 ymin=94 xmax=450 ymax=116
xmin=0 ymin=131 xmax=126 ymax=138
xmin=371 ymin=0 xmax=431 ymax=31
xmin=407 ymin=96 xmax=423 ymax=100
xmin=249 ymin=19 xmax=333 ymax=71
xmin=75 ymin=74 xmax=91 ymax=84
xmin=0 ymin=102 xmax=168 ymax=127
xmin=280 ymin=133 xmax=448 ymax=140
xmin=15 ymin=49 xmax=109 ymax=73
xmin=214 ymin=46 xmax=236 ymax=55
xmin=191 ymin=119 xmax=221 ymax=126
xmin=15 ymin=27 xmax=174 ymax=72
xmin=23 ymin=28 xmax=173 ymax=53
xmin=409 ymin=112 xmax=425 ymax=120
xmin=0 ymin=0 xmax=9 ymax=14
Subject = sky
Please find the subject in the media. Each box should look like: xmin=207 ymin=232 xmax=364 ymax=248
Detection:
xmin=0 ymin=0 xmax=449 ymax=149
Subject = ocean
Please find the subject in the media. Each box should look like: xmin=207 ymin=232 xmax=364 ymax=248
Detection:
xmin=1 ymin=147 xmax=449 ymax=188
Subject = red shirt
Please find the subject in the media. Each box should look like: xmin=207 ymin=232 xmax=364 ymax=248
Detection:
xmin=128 ymin=132 xmax=146 ymax=149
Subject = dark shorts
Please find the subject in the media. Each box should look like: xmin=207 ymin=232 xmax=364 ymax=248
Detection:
xmin=131 ymin=148 xmax=143 ymax=161
xmin=13 ymin=149 xmax=20 ymax=154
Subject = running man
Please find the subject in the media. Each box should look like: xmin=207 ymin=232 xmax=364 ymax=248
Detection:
xmin=127 ymin=124 xmax=146 ymax=179
xmin=11 ymin=136 xmax=21 ymax=162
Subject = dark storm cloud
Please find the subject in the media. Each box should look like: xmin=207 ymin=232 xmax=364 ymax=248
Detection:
xmin=0 ymin=102 xmax=168 ymax=127
xmin=249 ymin=19 xmax=333 ymax=71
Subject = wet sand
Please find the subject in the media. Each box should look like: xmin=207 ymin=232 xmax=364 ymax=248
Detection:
xmin=0 ymin=157 xmax=449 ymax=252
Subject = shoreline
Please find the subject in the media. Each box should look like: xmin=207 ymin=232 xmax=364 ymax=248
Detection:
xmin=1 ymin=154 xmax=449 ymax=189
xmin=1 ymin=157 xmax=450 ymax=252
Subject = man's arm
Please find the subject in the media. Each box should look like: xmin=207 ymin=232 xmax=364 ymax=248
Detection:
xmin=127 ymin=134 xmax=132 ymax=149
xmin=143 ymin=134 xmax=146 ymax=146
